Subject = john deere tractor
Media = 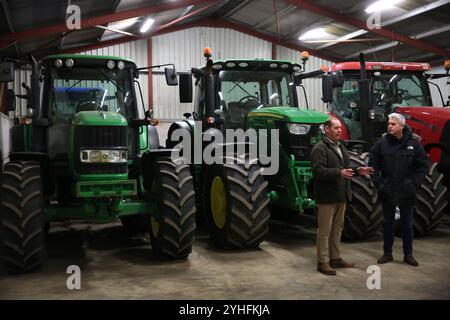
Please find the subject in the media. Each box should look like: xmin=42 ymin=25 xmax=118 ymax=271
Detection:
xmin=167 ymin=49 xmax=331 ymax=249
xmin=0 ymin=55 xmax=196 ymax=273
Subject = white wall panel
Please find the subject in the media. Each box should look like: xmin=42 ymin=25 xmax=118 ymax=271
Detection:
xmin=429 ymin=65 xmax=449 ymax=107
xmin=152 ymin=27 xmax=272 ymax=119
xmin=277 ymin=46 xmax=331 ymax=114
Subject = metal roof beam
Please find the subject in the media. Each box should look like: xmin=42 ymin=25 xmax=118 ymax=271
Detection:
xmin=346 ymin=25 xmax=450 ymax=59
xmin=45 ymin=17 xmax=341 ymax=62
xmin=316 ymin=0 xmax=450 ymax=50
xmin=212 ymin=0 xmax=253 ymax=18
xmin=0 ymin=0 xmax=20 ymax=56
xmin=0 ymin=0 xmax=215 ymax=46
xmin=284 ymin=0 xmax=449 ymax=57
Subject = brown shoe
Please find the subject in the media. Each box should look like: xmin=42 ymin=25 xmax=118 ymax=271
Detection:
xmin=329 ymin=258 xmax=354 ymax=268
xmin=404 ymin=255 xmax=419 ymax=267
xmin=317 ymin=262 xmax=337 ymax=275
xmin=377 ymin=254 xmax=393 ymax=264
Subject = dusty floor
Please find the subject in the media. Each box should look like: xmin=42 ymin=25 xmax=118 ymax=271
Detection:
xmin=0 ymin=214 xmax=449 ymax=300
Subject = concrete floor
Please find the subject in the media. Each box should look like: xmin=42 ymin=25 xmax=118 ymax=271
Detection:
xmin=0 ymin=215 xmax=449 ymax=300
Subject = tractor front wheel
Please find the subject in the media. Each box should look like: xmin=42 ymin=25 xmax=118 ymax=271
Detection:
xmin=0 ymin=161 xmax=46 ymax=273
xmin=149 ymin=157 xmax=196 ymax=259
xmin=204 ymin=156 xmax=271 ymax=249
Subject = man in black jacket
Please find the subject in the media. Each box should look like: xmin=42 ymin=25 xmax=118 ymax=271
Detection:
xmin=311 ymin=118 xmax=373 ymax=275
xmin=369 ymin=113 xmax=429 ymax=267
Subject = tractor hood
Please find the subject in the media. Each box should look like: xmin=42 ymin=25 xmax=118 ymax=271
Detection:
xmin=73 ymin=111 xmax=127 ymax=126
xmin=248 ymin=107 xmax=329 ymax=123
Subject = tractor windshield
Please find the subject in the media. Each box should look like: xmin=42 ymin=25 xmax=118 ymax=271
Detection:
xmin=217 ymin=69 xmax=297 ymax=127
xmin=49 ymin=67 xmax=135 ymax=123
xmin=331 ymin=71 xmax=432 ymax=139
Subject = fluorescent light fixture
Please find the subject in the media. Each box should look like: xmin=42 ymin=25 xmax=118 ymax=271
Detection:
xmin=365 ymin=0 xmax=402 ymax=13
xmin=298 ymin=28 xmax=332 ymax=41
xmin=140 ymin=18 xmax=155 ymax=33
xmin=110 ymin=17 xmax=139 ymax=30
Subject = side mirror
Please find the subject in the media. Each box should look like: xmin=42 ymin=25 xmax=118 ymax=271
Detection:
xmin=330 ymin=70 xmax=344 ymax=87
xmin=321 ymin=75 xmax=333 ymax=103
xmin=179 ymin=73 xmax=193 ymax=103
xmin=6 ymin=89 xmax=16 ymax=111
xmin=164 ymin=67 xmax=178 ymax=86
xmin=0 ymin=62 xmax=15 ymax=82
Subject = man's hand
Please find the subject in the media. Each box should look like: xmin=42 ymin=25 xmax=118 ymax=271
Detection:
xmin=340 ymin=168 xmax=354 ymax=179
xmin=357 ymin=166 xmax=374 ymax=176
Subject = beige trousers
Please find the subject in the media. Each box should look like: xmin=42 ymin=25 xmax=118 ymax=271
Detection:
xmin=316 ymin=202 xmax=346 ymax=263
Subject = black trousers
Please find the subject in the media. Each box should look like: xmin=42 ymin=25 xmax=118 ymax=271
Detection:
xmin=381 ymin=202 xmax=414 ymax=256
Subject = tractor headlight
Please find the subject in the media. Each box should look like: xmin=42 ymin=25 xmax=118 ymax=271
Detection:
xmin=81 ymin=150 xmax=127 ymax=163
xmin=88 ymin=150 xmax=102 ymax=162
xmin=107 ymin=60 xmax=115 ymax=69
xmin=287 ymin=123 xmax=311 ymax=135
xmin=117 ymin=61 xmax=125 ymax=70
xmin=54 ymin=59 xmax=63 ymax=68
xmin=108 ymin=151 xmax=120 ymax=162
xmin=65 ymin=59 xmax=74 ymax=68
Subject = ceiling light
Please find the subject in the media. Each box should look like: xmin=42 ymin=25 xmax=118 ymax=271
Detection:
xmin=140 ymin=18 xmax=155 ymax=33
xmin=110 ymin=17 xmax=139 ymax=30
xmin=298 ymin=28 xmax=332 ymax=41
xmin=365 ymin=0 xmax=402 ymax=13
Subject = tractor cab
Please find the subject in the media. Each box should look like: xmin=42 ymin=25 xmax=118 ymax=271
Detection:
xmin=324 ymin=61 xmax=435 ymax=143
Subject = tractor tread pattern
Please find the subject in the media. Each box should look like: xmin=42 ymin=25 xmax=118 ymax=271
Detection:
xmin=0 ymin=161 xmax=45 ymax=273
xmin=343 ymin=152 xmax=383 ymax=241
xmin=150 ymin=157 xmax=196 ymax=259
xmin=208 ymin=155 xmax=270 ymax=249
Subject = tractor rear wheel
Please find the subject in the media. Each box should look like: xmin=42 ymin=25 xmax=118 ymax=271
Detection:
xmin=0 ymin=161 xmax=46 ymax=273
xmin=395 ymin=162 xmax=448 ymax=236
xmin=204 ymin=156 xmax=271 ymax=249
xmin=149 ymin=157 xmax=196 ymax=259
xmin=343 ymin=152 xmax=383 ymax=241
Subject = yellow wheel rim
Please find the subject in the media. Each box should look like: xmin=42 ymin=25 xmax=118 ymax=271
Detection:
xmin=210 ymin=176 xmax=227 ymax=229
xmin=151 ymin=217 xmax=160 ymax=237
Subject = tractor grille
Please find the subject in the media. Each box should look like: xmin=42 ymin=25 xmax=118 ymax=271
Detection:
xmin=74 ymin=126 xmax=128 ymax=175
xmin=276 ymin=122 xmax=321 ymax=161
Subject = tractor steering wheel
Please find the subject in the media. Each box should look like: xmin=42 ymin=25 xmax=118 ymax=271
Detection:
xmin=238 ymin=95 xmax=259 ymax=104
xmin=76 ymin=99 xmax=102 ymax=112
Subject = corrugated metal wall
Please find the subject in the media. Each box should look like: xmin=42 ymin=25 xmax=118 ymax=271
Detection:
xmin=8 ymin=68 xmax=32 ymax=118
xmin=8 ymin=39 xmax=149 ymax=118
xmin=152 ymin=27 xmax=273 ymax=119
xmin=429 ymin=65 xmax=449 ymax=107
xmin=0 ymin=112 xmax=12 ymax=164
xmin=8 ymin=26 xmax=448 ymax=121
xmin=276 ymin=46 xmax=331 ymax=113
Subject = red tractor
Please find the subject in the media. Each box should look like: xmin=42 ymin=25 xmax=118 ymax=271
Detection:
xmin=321 ymin=54 xmax=449 ymax=240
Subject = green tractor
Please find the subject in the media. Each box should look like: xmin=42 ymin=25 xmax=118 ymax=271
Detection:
xmin=167 ymin=49 xmax=335 ymax=249
xmin=0 ymin=55 xmax=196 ymax=273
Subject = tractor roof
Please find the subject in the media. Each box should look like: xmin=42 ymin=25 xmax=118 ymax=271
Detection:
xmin=42 ymin=54 xmax=136 ymax=65
xmin=328 ymin=62 xmax=431 ymax=72
xmin=207 ymin=59 xmax=302 ymax=72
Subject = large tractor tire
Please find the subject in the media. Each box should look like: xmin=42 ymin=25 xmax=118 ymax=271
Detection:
xmin=395 ymin=162 xmax=448 ymax=236
xmin=343 ymin=152 xmax=383 ymax=241
xmin=0 ymin=161 xmax=46 ymax=273
xmin=204 ymin=156 xmax=271 ymax=249
xmin=149 ymin=157 xmax=196 ymax=259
